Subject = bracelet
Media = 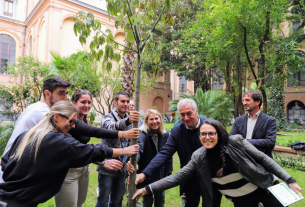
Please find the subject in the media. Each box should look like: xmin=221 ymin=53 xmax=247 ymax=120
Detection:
xmin=122 ymin=148 xmax=125 ymax=156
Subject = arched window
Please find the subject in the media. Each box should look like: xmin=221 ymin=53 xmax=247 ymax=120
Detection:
xmin=0 ymin=34 xmax=16 ymax=74
xmin=28 ymin=36 xmax=33 ymax=55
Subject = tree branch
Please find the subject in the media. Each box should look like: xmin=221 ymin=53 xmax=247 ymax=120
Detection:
xmin=239 ymin=22 xmax=258 ymax=82
xmin=126 ymin=0 xmax=141 ymax=45
xmin=94 ymin=25 xmax=137 ymax=52
xmin=141 ymin=6 xmax=166 ymax=51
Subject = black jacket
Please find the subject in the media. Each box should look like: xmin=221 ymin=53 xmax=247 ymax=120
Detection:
xmin=147 ymin=135 xmax=292 ymax=207
xmin=0 ymin=131 xmax=113 ymax=207
xmin=229 ymin=112 xmax=277 ymax=158
xmin=137 ymin=130 xmax=173 ymax=189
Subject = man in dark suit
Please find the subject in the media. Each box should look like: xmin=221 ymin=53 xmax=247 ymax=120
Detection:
xmin=135 ymin=98 xmax=208 ymax=207
xmin=229 ymin=90 xmax=277 ymax=158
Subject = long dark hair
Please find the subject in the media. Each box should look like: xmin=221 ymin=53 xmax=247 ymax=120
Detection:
xmin=71 ymin=89 xmax=93 ymax=124
xmin=199 ymin=119 xmax=229 ymax=177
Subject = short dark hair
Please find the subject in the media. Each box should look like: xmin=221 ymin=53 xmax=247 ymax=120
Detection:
xmin=114 ymin=91 xmax=130 ymax=102
xmin=43 ymin=77 xmax=71 ymax=97
xmin=243 ymin=90 xmax=263 ymax=108
xmin=199 ymin=119 xmax=229 ymax=147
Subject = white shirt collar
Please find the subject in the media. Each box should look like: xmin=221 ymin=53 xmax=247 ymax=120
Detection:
xmin=186 ymin=117 xmax=201 ymax=130
xmin=247 ymin=110 xmax=261 ymax=118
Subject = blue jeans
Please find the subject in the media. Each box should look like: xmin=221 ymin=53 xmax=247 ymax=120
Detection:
xmin=95 ymin=173 xmax=126 ymax=207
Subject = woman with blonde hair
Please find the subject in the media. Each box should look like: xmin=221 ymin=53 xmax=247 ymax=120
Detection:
xmin=127 ymin=109 xmax=172 ymax=207
xmin=0 ymin=100 xmax=139 ymax=207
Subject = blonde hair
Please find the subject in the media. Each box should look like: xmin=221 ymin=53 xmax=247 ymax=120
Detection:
xmin=14 ymin=100 xmax=78 ymax=162
xmin=139 ymin=109 xmax=166 ymax=134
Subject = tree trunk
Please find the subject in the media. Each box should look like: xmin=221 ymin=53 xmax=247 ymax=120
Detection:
xmin=122 ymin=52 xmax=135 ymax=98
xmin=128 ymin=44 xmax=141 ymax=207
xmin=236 ymin=54 xmax=244 ymax=116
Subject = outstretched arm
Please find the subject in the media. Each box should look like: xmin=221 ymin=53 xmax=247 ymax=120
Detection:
xmin=133 ymin=154 xmax=197 ymax=202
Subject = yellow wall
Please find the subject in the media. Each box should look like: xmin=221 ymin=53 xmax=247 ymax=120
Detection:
xmin=60 ymin=18 xmax=84 ymax=57
xmin=38 ymin=20 xmax=46 ymax=61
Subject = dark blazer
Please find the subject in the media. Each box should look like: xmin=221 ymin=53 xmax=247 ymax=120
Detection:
xmin=142 ymin=117 xmax=207 ymax=195
xmin=229 ymin=112 xmax=277 ymax=158
xmin=147 ymin=135 xmax=292 ymax=207
xmin=136 ymin=130 xmax=173 ymax=189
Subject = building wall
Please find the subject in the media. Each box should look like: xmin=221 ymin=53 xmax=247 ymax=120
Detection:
xmin=0 ymin=0 xmax=173 ymax=120
xmin=140 ymin=72 xmax=172 ymax=116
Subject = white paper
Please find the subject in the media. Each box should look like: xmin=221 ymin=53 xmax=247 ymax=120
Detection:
xmin=268 ymin=182 xmax=303 ymax=206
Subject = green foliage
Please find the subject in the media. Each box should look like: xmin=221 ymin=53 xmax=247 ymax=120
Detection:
xmin=0 ymin=56 xmax=52 ymax=122
xmin=273 ymin=153 xmax=305 ymax=171
xmin=0 ymin=124 xmax=14 ymax=155
xmin=88 ymin=109 xmax=97 ymax=125
xmin=169 ymin=88 xmax=234 ymax=127
xmin=51 ymin=51 xmax=121 ymax=115
xmin=267 ymin=40 xmax=305 ymax=130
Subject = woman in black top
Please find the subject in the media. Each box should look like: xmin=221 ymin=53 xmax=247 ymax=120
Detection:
xmin=133 ymin=119 xmax=302 ymax=207
xmin=55 ymin=89 xmax=138 ymax=207
xmin=0 ymin=101 xmax=139 ymax=207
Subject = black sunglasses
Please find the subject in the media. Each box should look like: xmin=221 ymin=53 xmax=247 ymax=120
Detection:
xmin=59 ymin=114 xmax=78 ymax=126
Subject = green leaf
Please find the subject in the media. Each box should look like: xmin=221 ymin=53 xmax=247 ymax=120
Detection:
xmin=165 ymin=0 xmax=171 ymax=10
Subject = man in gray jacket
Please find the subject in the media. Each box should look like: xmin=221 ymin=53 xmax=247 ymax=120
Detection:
xmin=95 ymin=91 xmax=141 ymax=207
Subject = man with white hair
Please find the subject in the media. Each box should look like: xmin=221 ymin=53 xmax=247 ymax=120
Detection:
xmin=135 ymin=98 xmax=211 ymax=207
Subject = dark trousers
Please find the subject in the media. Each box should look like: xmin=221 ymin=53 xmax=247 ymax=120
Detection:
xmin=142 ymin=190 xmax=165 ymax=207
xmin=184 ymin=183 xmax=204 ymax=207
xmin=232 ymin=188 xmax=282 ymax=207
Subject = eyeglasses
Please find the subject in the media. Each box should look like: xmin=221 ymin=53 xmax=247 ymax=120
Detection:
xmin=59 ymin=114 xmax=78 ymax=127
xmin=199 ymin=132 xmax=217 ymax=138
xmin=54 ymin=91 xmax=69 ymax=97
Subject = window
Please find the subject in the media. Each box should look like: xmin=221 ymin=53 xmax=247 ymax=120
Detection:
xmin=0 ymin=34 xmax=16 ymax=74
xmin=29 ymin=36 xmax=32 ymax=55
xmin=288 ymin=70 xmax=305 ymax=86
xmin=288 ymin=52 xmax=305 ymax=86
xmin=293 ymin=22 xmax=301 ymax=33
xmin=4 ymin=0 xmax=13 ymax=17
xmin=212 ymin=70 xmax=224 ymax=89
xmin=179 ymin=76 xmax=187 ymax=93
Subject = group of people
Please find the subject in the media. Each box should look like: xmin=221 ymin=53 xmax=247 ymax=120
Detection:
xmin=0 ymin=76 xmax=302 ymax=207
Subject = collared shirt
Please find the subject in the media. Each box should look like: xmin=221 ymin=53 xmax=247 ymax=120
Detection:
xmin=246 ymin=110 xmax=261 ymax=139
xmin=185 ymin=117 xmax=201 ymax=130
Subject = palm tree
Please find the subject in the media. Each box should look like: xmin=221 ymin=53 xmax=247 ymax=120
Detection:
xmin=169 ymin=88 xmax=234 ymax=127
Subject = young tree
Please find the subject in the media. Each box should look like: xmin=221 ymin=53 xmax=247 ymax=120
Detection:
xmin=73 ymin=1 xmax=173 ymax=205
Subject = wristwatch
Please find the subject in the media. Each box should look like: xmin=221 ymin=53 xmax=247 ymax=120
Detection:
xmin=101 ymin=160 xmax=106 ymax=166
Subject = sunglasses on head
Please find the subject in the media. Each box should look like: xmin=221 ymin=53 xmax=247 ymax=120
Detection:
xmin=76 ymin=89 xmax=91 ymax=94
xmin=59 ymin=114 xmax=78 ymax=126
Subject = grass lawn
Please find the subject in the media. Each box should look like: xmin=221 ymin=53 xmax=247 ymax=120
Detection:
xmin=38 ymin=136 xmax=305 ymax=207
xmin=276 ymin=131 xmax=305 ymax=147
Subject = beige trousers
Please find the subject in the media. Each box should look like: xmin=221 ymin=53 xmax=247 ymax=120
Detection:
xmin=55 ymin=165 xmax=90 ymax=207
